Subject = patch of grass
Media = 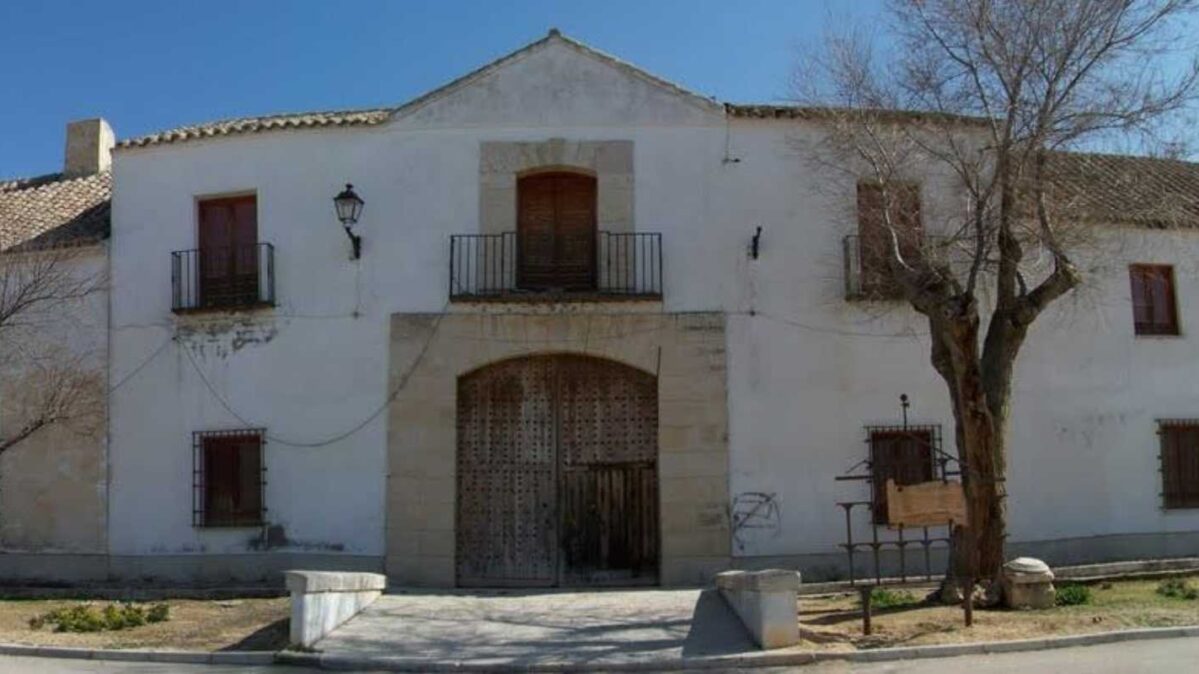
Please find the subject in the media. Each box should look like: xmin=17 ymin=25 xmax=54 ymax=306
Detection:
xmin=29 ymin=602 xmax=170 ymax=633
xmin=867 ymin=587 xmax=921 ymax=609
xmin=1156 ymin=578 xmax=1199 ymax=600
xmin=1055 ymin=584 xmax=1092 ymax=606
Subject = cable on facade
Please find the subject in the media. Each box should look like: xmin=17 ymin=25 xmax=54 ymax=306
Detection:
xmin=181 ymin=308 xmax=447 ymax=448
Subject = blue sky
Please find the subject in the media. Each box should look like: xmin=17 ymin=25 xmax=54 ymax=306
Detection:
xmin=0 ymin=0 xmax=888 ymax=178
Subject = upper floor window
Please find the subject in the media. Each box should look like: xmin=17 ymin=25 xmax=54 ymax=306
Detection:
xmin=852 ymin=181 xmax=922 ymax=299
xmin=1129 ymin=264 xmax=1179 ymax=336
xmin=1159 ymin=420 xmax=1199 ymax=509
xmin=172 ymin=194 xmax=275 ymax=313
xmin=517 ymin=171 xmax=597 ymax=292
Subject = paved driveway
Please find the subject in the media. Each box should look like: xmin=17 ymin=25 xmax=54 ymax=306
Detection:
xmin=315 ymin=587 xmax=754 ymax=669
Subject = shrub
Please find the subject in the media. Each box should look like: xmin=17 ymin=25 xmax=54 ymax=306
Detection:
xmin=29 ymin=602 xmax=171 ymax=633
xmin=867 ymin=587 xmax=920 ymax=609
xmin=1055 ymin=584 xmax=1092 ymax=606
xmin=1157 ymin=578 xmax=1199 ymax=600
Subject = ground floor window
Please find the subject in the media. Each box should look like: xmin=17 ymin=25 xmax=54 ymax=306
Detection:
xmin=868 ymin=426 xmax=937 ymax=524
xmin=1159 ymin=420 xmax=1199 ymax=509
xmin=193 ymin=429 xmax=265 ymax=527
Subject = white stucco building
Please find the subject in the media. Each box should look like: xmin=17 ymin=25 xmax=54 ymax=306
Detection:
xmin=4 ymin=31 xmax=1199 ymax=586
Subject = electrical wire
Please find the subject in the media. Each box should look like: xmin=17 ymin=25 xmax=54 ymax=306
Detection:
xmin=108 ymin=333 xmax=173 ymax=392
xmin=181 ymin=309 xmax=446 ymax=448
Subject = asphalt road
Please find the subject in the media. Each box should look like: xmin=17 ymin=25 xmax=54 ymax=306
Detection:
xmin=1 ymin=637 xmax=1197 ymax=672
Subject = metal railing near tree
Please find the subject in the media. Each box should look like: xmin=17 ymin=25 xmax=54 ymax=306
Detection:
xmin=449 ymin=231 xmax=662 ymax=300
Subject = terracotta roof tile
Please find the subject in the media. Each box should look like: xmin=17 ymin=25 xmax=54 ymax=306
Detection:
xmin=1044 ymin=152 xmax=1199 ymax=228
xmin=0 ymin=171 xmax=111 ymax=251
xmin=117 ymin=108 xmax=392 ymax=149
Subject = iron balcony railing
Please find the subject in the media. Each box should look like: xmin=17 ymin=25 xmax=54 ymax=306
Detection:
xmin=843 ymin=234 xmax=949 ymax=300
xmin=171 ymin=243 xmax=276 ymax=312
xmin=449 ymin=231 xmax=663 ymax=300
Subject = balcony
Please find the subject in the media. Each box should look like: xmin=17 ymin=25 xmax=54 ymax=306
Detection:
xmin=449 ymin=231 xmax=663 ymax=301
xmin=171 ymin=243 xmax=276 ymax=313
xmin=843 ymin=234 xmax=948 ymax=300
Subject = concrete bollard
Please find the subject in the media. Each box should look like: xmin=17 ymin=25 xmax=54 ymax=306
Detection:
xmin=284 ymin=570 xmax=387 ymax=648
xmin=714 ymin=569 xmax=802 ymax=649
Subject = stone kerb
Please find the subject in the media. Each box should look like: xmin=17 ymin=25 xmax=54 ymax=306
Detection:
xmin=284 ymin=571 xmax=387 ymax=648
xmin=715 ymin=569 xmax=801 ymax=649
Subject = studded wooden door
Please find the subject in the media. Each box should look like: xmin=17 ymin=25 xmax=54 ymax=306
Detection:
xmin=456 ymin=354 xmax=659 ymax=587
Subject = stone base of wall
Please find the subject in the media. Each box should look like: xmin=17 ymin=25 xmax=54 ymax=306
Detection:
xmin=0 ymin=553 xmax=381 ymax=586
xmin=735 ymin=530 xmax=1199 ymax=583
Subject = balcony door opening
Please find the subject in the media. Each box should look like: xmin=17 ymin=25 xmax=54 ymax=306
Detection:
xmin=517 ymin=172 xmax=597 ymax=292
xmin=197 ymin=195 xmax=260 ymax=309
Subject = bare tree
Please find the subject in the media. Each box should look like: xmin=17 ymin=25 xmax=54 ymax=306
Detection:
xmin=795 ymin=0 xmax=1199 ymax=590
xmin=0 ymin=245 xmax=105 ymax=455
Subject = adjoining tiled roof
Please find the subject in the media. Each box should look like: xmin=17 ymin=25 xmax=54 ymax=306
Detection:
xmin=725 ymin=103 xmax=987 ymax=126
xmin=116 ymin=30 xmax=720 ymax=150
xmin=1045 ymin=152 xmax=1199 ymax=228
xmin=116 ymin=108 xmax=392 ymax=149
xmin=0 ymin=171 xmax=111 ymax=252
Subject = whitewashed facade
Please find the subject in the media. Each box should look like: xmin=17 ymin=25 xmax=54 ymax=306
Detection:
xmin=7 ymin=31 xmax=1193 ymax=584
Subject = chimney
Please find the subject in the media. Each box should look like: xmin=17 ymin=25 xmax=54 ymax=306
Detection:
xmin=63 ymin=118 xmax=114 ymax=177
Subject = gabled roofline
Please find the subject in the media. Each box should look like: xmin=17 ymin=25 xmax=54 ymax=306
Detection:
xmin=389 ymin=28 xmax=723 ymax=121
xmin=116 ymin=29 xmax=722 ymax=150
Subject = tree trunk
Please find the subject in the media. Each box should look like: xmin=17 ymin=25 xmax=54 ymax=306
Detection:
xmin=930 ymin=309 xmax=1008 ymax=584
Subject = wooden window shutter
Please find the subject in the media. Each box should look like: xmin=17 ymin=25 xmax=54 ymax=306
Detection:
xmin=870 ymin=429 xmax=935 ymax=524
xmin=1162 ymin=423 xmax=1199 ymax=509
xmin=857 ymin=182 xmax=922 ymax=298
xmin=1130 ymin=264 xmax=1179 ymax=335
xmin=197 ymin=195 xmax=259 ymax=308
xmin=198 ymin=431 xmax=264 ymax=526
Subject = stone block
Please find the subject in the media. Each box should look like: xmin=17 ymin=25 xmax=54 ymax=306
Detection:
xmin=284 ymin=570 xmax=386 ymax=647
xmin=715 ymin=569 xmax=801 ymax=649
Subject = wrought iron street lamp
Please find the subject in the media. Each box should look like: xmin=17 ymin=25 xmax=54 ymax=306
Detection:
xmin=333 ymin=183 xmax=364 ymax=259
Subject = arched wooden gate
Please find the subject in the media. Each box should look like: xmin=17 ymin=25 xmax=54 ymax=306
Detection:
xmin=455 ymin=354 xmax=659 ymax=587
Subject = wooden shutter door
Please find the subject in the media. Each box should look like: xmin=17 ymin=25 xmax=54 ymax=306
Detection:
xmin=517 ymin=175 xmax=559 ymax=290
xmin=517 ymin=173 xmax=597 ymax=291
xmin=553 ymin=174 xmax=597 ymax=290
xmin=198 ymin=196 xmax=258 ymax=307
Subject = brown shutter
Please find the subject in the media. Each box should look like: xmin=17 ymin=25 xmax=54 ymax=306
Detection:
xmin=870 ymin=429 xmax=934 ymax=524
xmin=517 ymin=173 xmax=597 ymax=291
xmin=1162 ymin=424 xmax=1199 ymax=509
xmin=857 ymin=182 xmax=922 ymax=298
xmin=198 ymin=196 xmax=259 ymax=307
xmin=1130 ymin=265 xmax=1178 ymax=335
xmin=202 ymin=433 xmax=262 ymax=526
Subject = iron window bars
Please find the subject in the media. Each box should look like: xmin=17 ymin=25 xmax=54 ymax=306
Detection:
xmin=192 ymin=428 xmax=267 ymax=528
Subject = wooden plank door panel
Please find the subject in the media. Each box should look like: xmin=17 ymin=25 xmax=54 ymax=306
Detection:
xmin=557 ymin=355 xmax=658 ymax=585
xmin=517 ymin=173 xmax=597 ymax=291
xmin=198 ymin=195 xmax=259 ymax=307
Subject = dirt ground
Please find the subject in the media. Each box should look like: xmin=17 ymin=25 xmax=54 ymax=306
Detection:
xmin=0 ymin=597 xmax=288 ymax=651
xmin=801 ymin=579 xmax=1199 ymax=650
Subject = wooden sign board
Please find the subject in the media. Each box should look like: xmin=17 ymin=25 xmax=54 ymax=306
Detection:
xmin=885 ymin=479 xmax=967 ymax=528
